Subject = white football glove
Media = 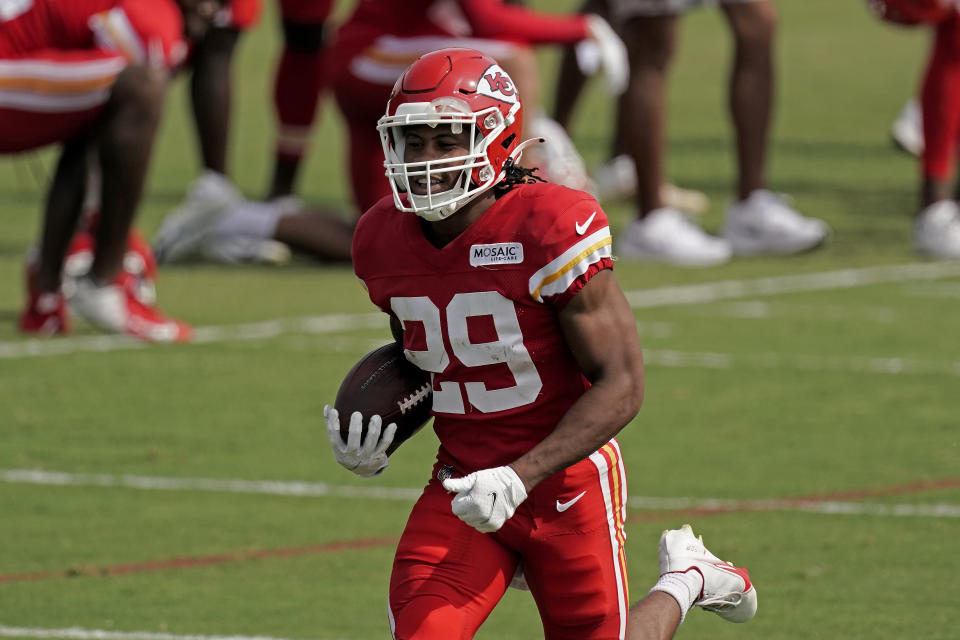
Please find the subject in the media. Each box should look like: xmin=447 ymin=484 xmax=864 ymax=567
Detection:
xmin=578 ymin=14 xmax=629 ymax=96
xmin=324 ymin=405 xmax=397 ymax=477
xmin=442 ymin=466 xmax=528 ymax=533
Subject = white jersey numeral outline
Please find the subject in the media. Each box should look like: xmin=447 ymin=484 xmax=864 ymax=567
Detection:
xmin=390 ymin=291 xmax=543 ymax=414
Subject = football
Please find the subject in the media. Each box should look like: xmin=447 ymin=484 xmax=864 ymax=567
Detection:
xmin=334 ymin=341 xmax=433 ymax=455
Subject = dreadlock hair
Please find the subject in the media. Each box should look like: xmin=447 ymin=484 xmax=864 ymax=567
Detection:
xmin=492 ymin=158 xmax=545 ymax=199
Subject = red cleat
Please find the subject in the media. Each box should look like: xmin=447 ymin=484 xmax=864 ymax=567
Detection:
xmin=19 ymin=290 xmax=71 ymax=336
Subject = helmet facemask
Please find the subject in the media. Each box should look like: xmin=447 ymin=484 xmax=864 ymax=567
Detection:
xmin=378 ymin=98 xmax=516 ymax=222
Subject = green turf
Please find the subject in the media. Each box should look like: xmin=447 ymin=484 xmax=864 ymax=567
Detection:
xmin=2 ymin=1 xmax=959 ymax=639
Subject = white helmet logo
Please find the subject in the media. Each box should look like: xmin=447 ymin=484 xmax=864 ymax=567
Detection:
xmin=477 ymin=64 xmax=518 ymax=104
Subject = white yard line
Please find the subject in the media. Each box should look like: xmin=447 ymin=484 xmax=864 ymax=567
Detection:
xmin=3 ymin=469 xmax=957 ymax=519
xmin=3 ymin=262 xmax=960 ymax=360
xmin=642 ymin=349 xmax=960 ymax=376
xmin=0 ymin=627 xmax=363 ymax=640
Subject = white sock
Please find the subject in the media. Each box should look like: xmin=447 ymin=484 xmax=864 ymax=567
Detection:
xmin=214 ymin=201 xmax=285 ymax=239
xmin=648 ymin=569 xmax=704 ymax=624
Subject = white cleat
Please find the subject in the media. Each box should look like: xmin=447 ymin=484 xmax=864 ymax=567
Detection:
xmin=592 ymin=154 xmax=636 ymax=202
xmin=915 ymin=200 xmax=960 ymax=258
xmin=723 ymin=190 xmax=829 ymax=256
xmin=659 ymin=524 xmax=757 ymax=623
xmin=616 ymin=207 xmax=731 ymax=267
xmin=891 ymin=98 xmax=924 ymax=157
xmin=153 ymin=171 xmax=243 ymax=264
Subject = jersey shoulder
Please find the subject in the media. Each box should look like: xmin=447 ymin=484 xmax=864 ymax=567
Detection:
xmin=503 ymin=183 xmax=613 ymax=304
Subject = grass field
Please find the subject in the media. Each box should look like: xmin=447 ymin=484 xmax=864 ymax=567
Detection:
xmin=2 ymin=1 xmax=959 ymax=638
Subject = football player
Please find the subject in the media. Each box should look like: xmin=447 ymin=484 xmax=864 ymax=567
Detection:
xmin=324 ymin=48 xmax=755 ymax=639
xmin=1 ymin=0 xmax=217 ymax=341
xmin=155 ymin=0 xmax=343 ymax=265
xmin=607 ymin=0 xmax=829 ymax=266
xmin=870 ymin=0 xmax=960 ymax=257
xmin=328 ymin=0 xmax=628 ymax=214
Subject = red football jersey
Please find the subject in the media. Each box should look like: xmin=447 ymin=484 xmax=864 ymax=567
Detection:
xmin=353 ymin=183 xmax=614 ymax=472
xmin=333 ymin=0 xmax=588 ymax=67
xmin=0 ymin=0 xmax=186 ymax=68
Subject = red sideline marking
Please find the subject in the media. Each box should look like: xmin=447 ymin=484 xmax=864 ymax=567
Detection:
xmin=0 ymin=536 xmax=396 ymax=584
xmin=3 ymin=477 xmax=957 ymax=584
xmin=629 ymin=476 xmax=960 ymax=523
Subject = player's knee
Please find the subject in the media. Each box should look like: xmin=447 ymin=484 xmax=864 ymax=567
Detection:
xmin=282 ymin=21 xmax=326 ymax=53
xmin=730 ymin=2 xmax=778 ymax=52
xmin=112 ymin=65 xmax=168 ymax=120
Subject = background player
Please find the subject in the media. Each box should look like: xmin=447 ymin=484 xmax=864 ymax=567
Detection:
xmin=326 ymin=48 xmax=642 ymax=638
xmin=869 ymin=0 xmax=960 ymax=257
xmin=158 ymin=0 xmax=351 ymax=264
xmin=2 ymin=0 xmax=218 ymax=341
xmin=153 ymin=0 xmax=628 ymax=264
xmin=610 ymin=0 xmax=829 ymax=266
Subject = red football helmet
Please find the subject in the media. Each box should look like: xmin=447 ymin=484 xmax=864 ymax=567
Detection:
xmin=867 ymin=0 xmax=957 ymax=25
xmin=377 ymin=48 xmax=525 ymax=221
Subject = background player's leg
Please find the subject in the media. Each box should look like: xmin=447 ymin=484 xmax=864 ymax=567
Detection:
xmin=720 ymin=0 xmax=776 ymax=201
xmin=268 ymin=19 xmax=328 ymax=199
xmin=190 ymin=26 xmax=241 ymax=177
xmin=921 ymin=13 xmax=960 ymax=206
xmin=91 ymin=65 xmax=169 ymax=282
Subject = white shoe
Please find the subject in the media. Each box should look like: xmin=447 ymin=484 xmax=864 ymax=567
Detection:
xmin=723 ymin=190 xmax=829 ymax=255
xmin=153 ymin=171 xmax=243 ymax=264
xmin=659 ymin=524 xmax=757 ymax=623
xmin=592 ymin=154 xmax=636 ymax=201
xmin=527 ymin=115 xmax=595 ymax=193
xmin=891 ymin=98 xmax=924 ymax=157
xmin=616 ymin=208 xmax=732 ymax=267
xmin=915 ymin=200 xmax=960 ymax=258
xmin=202 ymin=236 xmax=292 ymax=265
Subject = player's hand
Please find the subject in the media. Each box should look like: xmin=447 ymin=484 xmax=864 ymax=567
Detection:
xmin=442 ymin=466 xmax=528 ymax=533
xmin=579 ymin=14 xmax=629 ymax=96
xmin=324 ymin=405 xmax=397 ymax=477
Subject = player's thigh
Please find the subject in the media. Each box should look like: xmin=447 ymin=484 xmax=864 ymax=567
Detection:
xmin=520 ymin=446 xmax=630 ymax=640
xmin=0 ymin=49 xmax=126 ymax=153
xmin=390 ymin=477 xmax=517 ymax=640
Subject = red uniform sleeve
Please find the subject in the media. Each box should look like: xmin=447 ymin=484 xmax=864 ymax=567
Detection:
xmin=88 ymin=0 xmax=186 ymax=69
xmin=460 ymin=0 xmax=589 ymax=45
xmin=523 ymin=188 xmax=614 ymax=308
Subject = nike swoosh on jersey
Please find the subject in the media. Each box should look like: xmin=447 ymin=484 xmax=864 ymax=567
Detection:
xmin=575 ymin=211 xmax=598 ymax=235
xmin=556 ymin=490 xmax=587 ymax=512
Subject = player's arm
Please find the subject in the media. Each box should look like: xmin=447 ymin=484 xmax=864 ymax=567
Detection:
xmin=510 ymin=268 xmax=644 ymax=492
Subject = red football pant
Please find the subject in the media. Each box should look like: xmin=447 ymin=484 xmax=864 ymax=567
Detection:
xmin=0 ymin=49 xmax=126 ymax=153
xmin=922 ymin=12 xmax=960 ymax=180
xmin=389 ymin=444 xmax=629 ymax=640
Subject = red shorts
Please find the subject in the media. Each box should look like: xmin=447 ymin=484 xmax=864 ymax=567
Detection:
xmin=0 ymin=49 xmax=127 ymax=153
xmin=389 ymin=442 xmax=629 ymax=640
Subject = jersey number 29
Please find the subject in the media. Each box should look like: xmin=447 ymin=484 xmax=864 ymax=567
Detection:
xmin=391 ymin=291 xmax=543 ymax=414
